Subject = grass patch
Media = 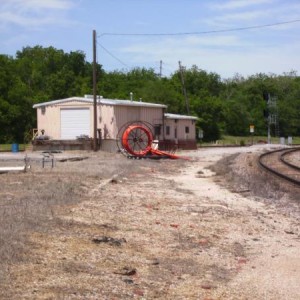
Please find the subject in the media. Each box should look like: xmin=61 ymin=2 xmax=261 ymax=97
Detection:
xmin=0 ymin=144 xmax=26 ymax=152
xmin=200 ymin=135 xmax=300 ymax=146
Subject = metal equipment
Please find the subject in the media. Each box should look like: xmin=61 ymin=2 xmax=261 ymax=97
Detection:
xmin=116 ymin=121 xmax=182 ymax=159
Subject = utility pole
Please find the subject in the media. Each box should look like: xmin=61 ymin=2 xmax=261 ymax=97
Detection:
xmin=93 ymin=29 xmax=98 ymax=151
xmin=178 ymin=61 xmax=190 ymax=115
xmin=268 ymin=94 xmax=279 ymax=141
xmin=159 ymin=60 xmax=162 ymax=78
xmin=264 ymin=92 xmax=279 ymax=144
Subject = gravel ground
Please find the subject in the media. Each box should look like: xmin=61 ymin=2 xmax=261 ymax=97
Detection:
xmin=0 ymin=145 xmax=299 ymax=299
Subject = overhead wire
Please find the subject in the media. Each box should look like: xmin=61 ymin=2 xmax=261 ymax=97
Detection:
xmin=97 ymin=41 xmax=129 ymax=68
xmin=96 ymin=18 xmax=300 ymax=73
xmin=98 ymin=19 xmax=300 ymax=37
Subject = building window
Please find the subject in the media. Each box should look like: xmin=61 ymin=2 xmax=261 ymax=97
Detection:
xmin=175 ymin=128 xmax=177 ymax=139
xmin=185 ymin=126 xmax=190 ymax=134
xmin=154 ymin=125 xmax=161 ymax=137
xmin=166 ymin=125 xmax=170 ymax=136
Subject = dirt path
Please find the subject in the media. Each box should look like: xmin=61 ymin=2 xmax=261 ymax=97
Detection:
xmin=168 ymin=148 xmax=300 ymax=299
xmin=1 ymin=146 xmax=299 ymax=299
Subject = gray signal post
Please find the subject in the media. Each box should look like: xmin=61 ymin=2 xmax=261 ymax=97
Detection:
xmin=264 ymin=92 xmax=271 ymax=144
xmin=93 ymin=30 xmax=97 ymax=151
xmin=250 ymin=124 xmax=254 ymax=145
xmin=267 ymin=107 xmax=271 ymax=144
xmin=265 ymin=93 xmax=279 ymax=144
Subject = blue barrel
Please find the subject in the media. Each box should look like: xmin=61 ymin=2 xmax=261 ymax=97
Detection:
xmin=11 ymin=143 xmax=19 ymax=153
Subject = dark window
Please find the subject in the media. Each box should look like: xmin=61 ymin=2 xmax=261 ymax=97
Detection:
xmin=175 ymin=128 xmax=177 ymax=139
xmin=154 ymin=125 xmax=161 ymax=136
xmin=185 ymin=126 xmax=189 ymax=134
xmin=166 ymin=126 xmax=170 ymax=135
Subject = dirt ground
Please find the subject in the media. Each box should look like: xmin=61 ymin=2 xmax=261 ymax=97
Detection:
xmin=0 ymin=146 xmax=299 ymax=300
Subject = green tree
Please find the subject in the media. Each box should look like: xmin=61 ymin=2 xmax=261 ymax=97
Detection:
xmin=1 ymin=45 xmax=300 ymax=143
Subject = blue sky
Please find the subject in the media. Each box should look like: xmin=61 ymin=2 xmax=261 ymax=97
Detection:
xmin=1 ymin=0 xmax=300 ymax=79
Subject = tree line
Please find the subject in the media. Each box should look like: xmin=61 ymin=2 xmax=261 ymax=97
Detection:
xmin=0 ymin=46 xmax=299 ymax=143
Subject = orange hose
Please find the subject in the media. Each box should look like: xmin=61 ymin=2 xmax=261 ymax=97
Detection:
xmin=122 ymin=124 xmax=188 ymax=159
xmin=122 ymin=125 xmax=152 ymax=156
xmin=150 ymin=148 xmax=181 ymax=159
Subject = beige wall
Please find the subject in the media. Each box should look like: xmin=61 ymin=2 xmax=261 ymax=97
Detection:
xmin=165 ymin=119 xmax=196 ymax=140
xmin=37 ymin=102 xmax=93 ymax=139
xmin=36 ymin=101 xmax=197 ymax=143
xmin=37 ymin=105 xmax=59 ymax=138
xmin=98 ymin=105 xmax=164 ymax=140
xmin=98 ymin=104 xmax=115 ymax=139
xmin=37 ymin=102 xmax=165 ymax=140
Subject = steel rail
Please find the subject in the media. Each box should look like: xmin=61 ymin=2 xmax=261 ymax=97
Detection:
xmin=280 ymin=148 xmax=300 ymax=171
xmin=258 ymin=147 xmax=300 ymax=186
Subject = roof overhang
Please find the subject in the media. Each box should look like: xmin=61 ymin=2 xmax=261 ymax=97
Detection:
xmin=33 ymin=97 xmax=167 ymax=109
xmin=164 ymin=113 xmax=198 ymax=121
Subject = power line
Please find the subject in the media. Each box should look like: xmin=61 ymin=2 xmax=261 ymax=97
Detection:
xmin=98 ymin=42 xmax=164 ymax=72
xmin=98 ymin=19 xmax=300 ymax=37
xmin=97 ymin=41 xmax=129 ymax=68
xmin=96 ymin=18 xmax=300 ymax=74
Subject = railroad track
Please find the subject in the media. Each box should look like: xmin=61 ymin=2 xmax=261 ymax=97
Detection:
xmin=258 ymin=147 xmax=300 ymax=186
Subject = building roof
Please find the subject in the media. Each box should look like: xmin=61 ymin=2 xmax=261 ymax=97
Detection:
xmin=32 ymin=96 xmax=167 ymax=109
xmin=164 ymin=113 xmax=198 ymax=120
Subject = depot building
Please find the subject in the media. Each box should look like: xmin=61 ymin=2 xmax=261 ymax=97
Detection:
xmin=32 ymin=95 xmax=198 ymax=151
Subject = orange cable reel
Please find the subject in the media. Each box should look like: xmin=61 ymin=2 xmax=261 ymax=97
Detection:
xmin=121 ymin=123 xmax=186 ymax=159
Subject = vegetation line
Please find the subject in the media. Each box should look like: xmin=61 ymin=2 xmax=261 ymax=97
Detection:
xmin=0 ymin=46 xmax=299 ymax=143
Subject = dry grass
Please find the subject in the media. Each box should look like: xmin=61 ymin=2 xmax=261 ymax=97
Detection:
xmin=0 ymin=173 xmax=80 ymax=285
xmin=0 ymin=152 xmax=236 ymax=299
xmin=0 ymin=153 xmax=136 ymax=288
xmin=0 ymin=152 xmax=189 ymax=298
xmin=209 ymin=152 xmax=300 ymax=221
xmin=0 ymin=150 xmax=299 ymax=299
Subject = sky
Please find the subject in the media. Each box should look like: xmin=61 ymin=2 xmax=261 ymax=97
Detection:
xmin=1 ymin=0 xmax=300 ymax=79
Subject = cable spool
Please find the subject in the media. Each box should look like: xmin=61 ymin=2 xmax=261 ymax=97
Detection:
xmin=122 ymin=125 xmax=153 ymax=157
xmin=116 ymin=121 xmax=185 ymax=159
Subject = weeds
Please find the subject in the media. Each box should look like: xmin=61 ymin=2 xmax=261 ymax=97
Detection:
xmin=210 ymin=153 xmax=300 ymax=220
xmin=0 ymin=172 xmax=83 ymax=288
xmin=0 ymin=152 xmax=144 ymax=292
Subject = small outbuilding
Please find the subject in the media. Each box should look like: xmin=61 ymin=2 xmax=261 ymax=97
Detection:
xmin=163 ymin=113 xmax=198 ymax=150
xmin=32 ymin=95 xmax=198 ymax=151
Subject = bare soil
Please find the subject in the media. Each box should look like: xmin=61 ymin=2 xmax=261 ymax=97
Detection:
xmin=0 ymin=146 xmax=299 ymax=300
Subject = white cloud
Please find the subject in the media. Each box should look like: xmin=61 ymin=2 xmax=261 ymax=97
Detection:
xmin=213 ymin=10 xmax=265 ymax=23
xmin=0 ymin=0 xmax=75 ymax=29
xmin=2 ymin=0 xmax=74 ymax=11
xmin=201 ymin=1 xmax=300 ymax=31
xmin=116 ymin=35 xmax=300 ymax=78
xmin=0 ymin=11 xmax=66 ymax=28
xmin=123 ymin=35 xmax=243 ymax=53
xmin=211 ymin=0 xmax=275 ymax=10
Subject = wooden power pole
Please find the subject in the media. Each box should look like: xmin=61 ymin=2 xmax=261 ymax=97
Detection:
xmin=159 ymin=60 xmax=162 ymax=78
xmin=178 ymin=61 xmax=190 ymax=115
xmin=93 ymin=29 xmax=98 ymax=151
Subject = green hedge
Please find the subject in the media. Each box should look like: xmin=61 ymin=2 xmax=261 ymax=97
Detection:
xmin=0 ymin=144 xmax=26 ymax=152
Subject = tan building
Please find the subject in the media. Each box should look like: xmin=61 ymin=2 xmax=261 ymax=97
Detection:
xmin=163 ymin=113 xmax=198 ymax=150
xmin=33 ymin=95 xmax=197 ymax=151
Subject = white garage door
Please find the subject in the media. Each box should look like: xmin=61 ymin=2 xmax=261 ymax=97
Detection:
xmin=60 ymin=108 xmax=90 ymax=139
